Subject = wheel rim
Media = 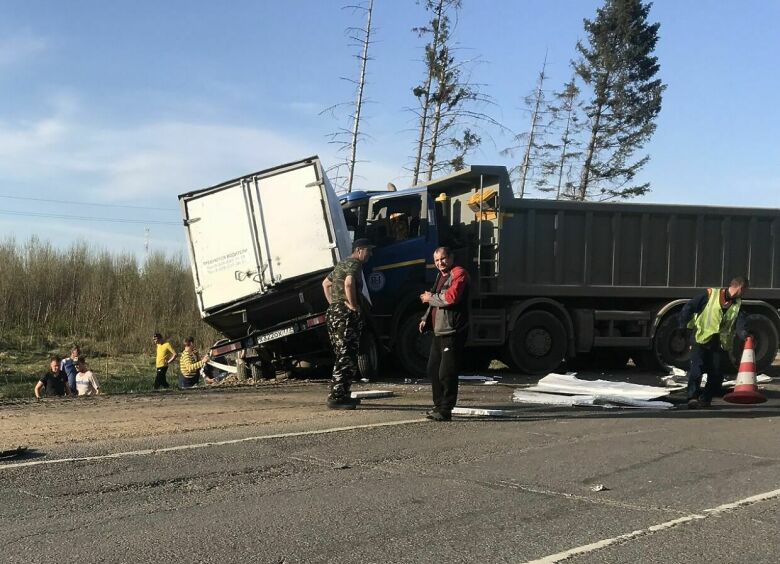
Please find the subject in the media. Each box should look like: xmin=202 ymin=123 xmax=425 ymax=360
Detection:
xmin=525 ymin=328 xmax=552 ymax=357
xmin=668 ymin=330 xmax=688 ymax=356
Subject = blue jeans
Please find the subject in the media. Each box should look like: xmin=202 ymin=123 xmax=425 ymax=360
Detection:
xmin=179 ymin=373 xmax=200 ymax=389
xmin=686 ymin=338 xmax=723 ymax=401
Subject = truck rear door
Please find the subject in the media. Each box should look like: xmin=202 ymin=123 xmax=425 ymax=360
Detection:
xmin=180 ymin=157 xmax=350 ymax=313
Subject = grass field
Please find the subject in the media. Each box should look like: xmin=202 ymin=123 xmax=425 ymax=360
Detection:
xmin=0 ymin=349 xmax=160 ymax=399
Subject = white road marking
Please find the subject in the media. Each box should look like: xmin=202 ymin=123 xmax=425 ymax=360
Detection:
xmin=0 ymin=418 xmax=426 ymax=471
xmin=523 ymin=487 xmax=780 ymax=563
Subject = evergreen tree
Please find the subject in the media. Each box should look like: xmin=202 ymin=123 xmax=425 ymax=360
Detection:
xmin=574 ymin=0 xmax=666 ymax=200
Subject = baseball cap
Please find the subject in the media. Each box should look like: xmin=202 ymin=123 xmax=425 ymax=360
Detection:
xmin=352 ymin=238 xmax=376 ymax=251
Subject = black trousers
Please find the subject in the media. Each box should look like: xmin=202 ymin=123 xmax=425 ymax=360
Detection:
xmin=154 ymin=366 xmax=170 ymax=389
xmin=686 ymin=338 xmax=723 ymax=401
xmin=427 ymin=332 xmax=466 ymax=414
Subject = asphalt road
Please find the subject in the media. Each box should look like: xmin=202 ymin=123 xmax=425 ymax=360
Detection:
xmin=2 ymin=374 xmax=779 ymax=564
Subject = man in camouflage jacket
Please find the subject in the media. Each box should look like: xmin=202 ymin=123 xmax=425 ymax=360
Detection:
xmin=322 ymin=238 xmax=374 ymax=409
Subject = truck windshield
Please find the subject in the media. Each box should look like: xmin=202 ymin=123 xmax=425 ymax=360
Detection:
xmin=366 ymin=195 xmax=423 ymax=247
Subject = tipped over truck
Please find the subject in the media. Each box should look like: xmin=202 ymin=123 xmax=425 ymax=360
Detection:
xmin=179 ymin=157 xmax=379 ymax=379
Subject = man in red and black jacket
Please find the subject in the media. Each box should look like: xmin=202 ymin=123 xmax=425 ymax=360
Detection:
xmin=419 ymin=246 xmax=470 ymax=421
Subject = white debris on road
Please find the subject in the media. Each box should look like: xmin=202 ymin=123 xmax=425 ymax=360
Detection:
xmin=350 ymin=390 xmax=395 ymax=399
xmin=451 ymin=407 xmax=509 ymax=417
xmin=512 ymin=389 xmax=673 ymax=410
xmin=513 ymin=373 xmax=675 ymax=409
xmin=511 ymin=390 xmax=596 ymax=407
xmin=525 ymin=373 xmax=673 ymax=400
xmin=458 ymin=375 xmax=502 ymax=382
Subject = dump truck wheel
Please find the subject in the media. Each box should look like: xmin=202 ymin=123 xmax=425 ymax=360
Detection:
xmin=728 ymin=313 xmax=779 ymax=373
xmin=507 ymin=310 xmax=566 ymax=375
xmin=653 ymin=313 xmax=691 ymax=370
xmin=358 ymin=331 xmax=380 ymax=380
xmin=396 ymin=314 xmax=431 ymax=378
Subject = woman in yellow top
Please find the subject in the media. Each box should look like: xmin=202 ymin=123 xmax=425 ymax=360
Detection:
xmin=153 ymin=333 xmax=177 ymax=390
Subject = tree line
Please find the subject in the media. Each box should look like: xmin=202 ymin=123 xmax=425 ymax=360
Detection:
xmin=328 ymin=0 xmax=666 ymax=201
xmin=0 ymin=238 xmax=216 ymax=353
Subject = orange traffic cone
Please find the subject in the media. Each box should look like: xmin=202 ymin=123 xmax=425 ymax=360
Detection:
xmin=724 ymin=336 xmax=766 ymax=404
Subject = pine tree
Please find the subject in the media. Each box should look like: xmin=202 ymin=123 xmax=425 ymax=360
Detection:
xmin=574 ymin=0 xmax=666 ymax=200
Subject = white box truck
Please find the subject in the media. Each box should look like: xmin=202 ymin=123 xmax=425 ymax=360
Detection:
xmin=179 ymin=156 xmax=379 ymax=379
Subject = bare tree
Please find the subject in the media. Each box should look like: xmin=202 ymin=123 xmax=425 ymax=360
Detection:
xmin=322 ymin=1 xmax=376 ymax=192
xmin=410 ymin=0 xmax=500 ymax=183
xmin=502 ymin=54 xmax=555 ymax=198
xmin=410 ymin=0 xmax=453 ymax=186
xmin=537 ymin=79 xmax=585 ymax=200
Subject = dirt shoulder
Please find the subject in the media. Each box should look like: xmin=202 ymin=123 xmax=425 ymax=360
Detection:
xmin=0 ymin=380 xmax=516 ymax=448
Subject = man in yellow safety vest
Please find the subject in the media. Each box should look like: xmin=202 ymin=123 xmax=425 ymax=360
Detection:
xmin=678 ymin=276 xmax=749 ymax=409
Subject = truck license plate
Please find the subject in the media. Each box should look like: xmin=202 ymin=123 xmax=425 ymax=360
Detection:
xmin=256 ymin=326 xmax=295 ymax=344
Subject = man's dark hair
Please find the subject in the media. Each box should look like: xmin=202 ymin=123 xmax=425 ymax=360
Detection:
xmin=76 ymin=356 xmax=86 ymax=365
xmin=730 ymin=276 xmax=749 ymax=289
xmin=153 ymin=332 xmax=162 ymax=340
xmin=184 ymin=336 xmax=195 ymax=345
xmin=50 ymin=355 xmax=61 ymax=364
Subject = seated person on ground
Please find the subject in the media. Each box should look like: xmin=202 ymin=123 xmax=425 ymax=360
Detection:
xmin=75 ymin=357 xmax=100 ymax=396
xmin=179 ymin=336 xmax=209 ymax=389
xmin=34 ymin=356 xmax=70 ymax=399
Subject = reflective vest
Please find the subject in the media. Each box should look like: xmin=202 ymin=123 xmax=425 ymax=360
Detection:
xmin=686 ymin=288 xmax=741 ymax=351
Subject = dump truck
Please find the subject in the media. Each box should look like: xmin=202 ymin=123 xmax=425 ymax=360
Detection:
xmin=181 ymin=156 xmax=780 ymax=377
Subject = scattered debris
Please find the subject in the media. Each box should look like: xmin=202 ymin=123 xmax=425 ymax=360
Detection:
xmin=333 ymin=463 xmax=351 ymax=470
xmin=207 ymin=360 xmax=237 ymax=374
xmin=525 ymin=373 xmax=673 ymax=400
xmin=722 ymin=374 xmax=772 ymax=388
xmin=512 ymin=389 xmax=673 ymax=409
xmin=458 ymin=375 xmax=501 ymax=382
xmin=590 ymin=484 xmax=609 ymax=492
xmin=350 ymin=390 xmax=395 ymax=399
xmin=451 ymin=407 xmax=508 ymax=417
xmin=511 ymin=390 xmax=596 ymax=407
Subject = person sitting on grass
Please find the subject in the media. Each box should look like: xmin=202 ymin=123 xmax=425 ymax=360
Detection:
xmin=34 ymin=356 xmax=71 ymax=399
xmin=74 ymin=356 xmax=100 ymax=396
xmin=60 ymin=346 xmax=81 ymax=396
xmin=179 ymin=336 xmax=210 ymax=389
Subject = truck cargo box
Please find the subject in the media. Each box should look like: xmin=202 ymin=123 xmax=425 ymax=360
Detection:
xmin=179 ymin=156 xmax=352 ymax=317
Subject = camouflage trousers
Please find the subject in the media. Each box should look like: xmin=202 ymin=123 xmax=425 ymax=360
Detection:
xmin=326 ymin=302 xmax=363 ymax=400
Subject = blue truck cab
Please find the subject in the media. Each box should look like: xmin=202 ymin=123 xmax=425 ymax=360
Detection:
xmin=341 ymin=189 xmax=440 ymax=349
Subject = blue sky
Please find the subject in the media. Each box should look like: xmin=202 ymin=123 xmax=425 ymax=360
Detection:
xmin=1 ymin=0 xmax=778 ymax=258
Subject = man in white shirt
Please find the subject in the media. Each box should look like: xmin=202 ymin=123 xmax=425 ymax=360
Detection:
xmin=74 ymin=357 xmax=100 ymax=396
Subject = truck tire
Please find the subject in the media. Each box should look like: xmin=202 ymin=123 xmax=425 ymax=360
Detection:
xmin=357 ymin=331 xmax=380 ymax=380
xmin=396 ymin=314 xmax=431 ymax=378
xmin=729 ymin=313 xmax=779 ymax=373
xmin=507 ymin=310 xmax=566 ymax=375
xmin=653 ymin=312 xmax=691 ymax=370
